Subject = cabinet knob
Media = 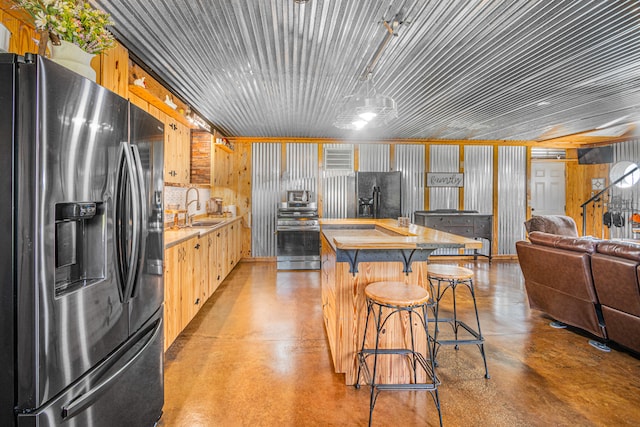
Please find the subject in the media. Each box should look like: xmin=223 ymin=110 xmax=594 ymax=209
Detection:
xmin=195 ymin=243 xmax=200 ymax=249
xmin=195 ymin=298 xmax=200 ymax=305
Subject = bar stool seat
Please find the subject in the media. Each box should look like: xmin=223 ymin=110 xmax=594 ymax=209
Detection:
xmin=356 ymin=281 xmax=442 ymax=427
xmin=427 ymin=265 xmax=490 ymax=379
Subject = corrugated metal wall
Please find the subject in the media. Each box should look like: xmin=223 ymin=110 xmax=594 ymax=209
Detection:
xmin=251 ymin=143 xmax=281 ymax=257
xmin=429 ymin=145 xmax=460 ymax=210
xmin=498 ymin=146 xmax=527 ymax=255
xmin=322 ymin=144 xmax=354 ymax=218
xmin=284 ymin=143 xmax=318 ymax=199
xmin=359 ymin=144 xmax=390 ymax=171
xmin=611 ymin=139 xmax=640 ymax=239
xmin=464 ymin=146 xmax=494 ymax=213
xmin=395 ymin=145 xmax=425 ymax=220
xmin=464 ymin=145 xmax=494 ymax=256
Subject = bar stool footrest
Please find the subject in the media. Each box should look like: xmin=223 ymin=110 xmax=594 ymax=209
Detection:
xmin=432 ymin=319 xmax=484 ymax=344
xmin=358 ymin=350 xmax=439 ymax=386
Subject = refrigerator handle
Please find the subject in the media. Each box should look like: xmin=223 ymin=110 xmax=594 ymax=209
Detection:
xmin=60 ymin=317 xmax=162 ymax=420
xmin=115 ymin=142 xmax=142 ymax=303
xmin=130 ymin=145 xmax=147 ymax=298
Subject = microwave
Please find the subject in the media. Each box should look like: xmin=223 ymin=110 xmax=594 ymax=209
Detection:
xmin=287 ymin=190 xmax=312 ymax=203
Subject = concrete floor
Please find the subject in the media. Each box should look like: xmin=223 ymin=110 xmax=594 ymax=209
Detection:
xmin=159 ymin=260 xmax=640 ymax=426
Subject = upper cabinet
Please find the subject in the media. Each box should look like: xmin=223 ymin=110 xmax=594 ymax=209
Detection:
xmin=165 ymin=117 xmax=191 ymax=184
xmin=128 ymin=85 xmax=193 ymax=185
xmin=99 ymin=42 xmax=129 ymax=98
xmin=191 ymin=130 xmax=234 ymax=186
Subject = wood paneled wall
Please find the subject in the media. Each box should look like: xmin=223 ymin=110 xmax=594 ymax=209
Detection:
xmin=565 ymin=149 xmax=610 ymax=238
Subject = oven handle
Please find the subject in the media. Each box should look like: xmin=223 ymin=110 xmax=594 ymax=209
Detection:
xmin=276 ymin=226 xmax=321 ymax=232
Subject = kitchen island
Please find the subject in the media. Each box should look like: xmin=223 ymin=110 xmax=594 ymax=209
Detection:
xmin=320 ymin=218 xmax=481 ymax=385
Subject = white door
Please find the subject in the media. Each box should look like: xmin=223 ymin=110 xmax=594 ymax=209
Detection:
xmin=531 ymin=161 xmax=565 ymax=215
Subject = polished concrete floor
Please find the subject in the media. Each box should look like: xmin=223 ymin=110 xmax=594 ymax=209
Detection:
xmin=159 ymin=260 xmax=640 ymax=426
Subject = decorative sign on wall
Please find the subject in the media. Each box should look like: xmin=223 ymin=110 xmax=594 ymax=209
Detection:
xmin=427 ymin=172 xmax=464 ymax=187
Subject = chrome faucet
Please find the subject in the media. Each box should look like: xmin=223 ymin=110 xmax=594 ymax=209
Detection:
xmin=185 ymin=187 xmax=201 ymax=226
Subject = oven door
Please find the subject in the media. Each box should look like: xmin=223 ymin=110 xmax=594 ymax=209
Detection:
xmin=276 ymin=227 xmax=321 ymax=270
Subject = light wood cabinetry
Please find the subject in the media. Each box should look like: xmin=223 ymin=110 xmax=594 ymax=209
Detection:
xmin=191 ymin=130 xmax=234 ymax=186
xmin=163 ymin=218 xmax=243 ymax=351
xmin=99 ymin=42 xmax=129 ymax=98
xmin=164 ymin=241 xmax=185 ymax=352
xmin=128 ymin=85 xmax=192 ymax=184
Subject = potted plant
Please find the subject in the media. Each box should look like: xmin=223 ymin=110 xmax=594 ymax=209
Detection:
xmin=13 ymin=0 xmax=116 ymax=79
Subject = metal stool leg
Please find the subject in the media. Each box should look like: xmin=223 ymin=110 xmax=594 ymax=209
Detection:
xmin=428 ymin=271 xmax=490 ymax=380
xmin=466 ymin=278 xmax=490 ymax=379
xmin=357 ymin=297 xmax=443 ymax=427
xmin=367 ymin=303 xmax=384 ymax=427
xmin=421 ymin=304 xmax=443 ymax=426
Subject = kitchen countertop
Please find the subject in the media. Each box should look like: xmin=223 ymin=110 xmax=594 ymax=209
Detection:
xmin=164 ymin=216 xmax=241 ymax=248
xmin=320 ymin=218 xmax=482 ymax=251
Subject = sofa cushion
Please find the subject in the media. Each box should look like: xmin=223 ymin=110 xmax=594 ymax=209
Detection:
xmin=524 ymin=215 xmax=579 ymax=237
xmin=596 ymin=240 xmax=640 ymax=261
xmin=528 ymin=231 xmax=598 ymax=253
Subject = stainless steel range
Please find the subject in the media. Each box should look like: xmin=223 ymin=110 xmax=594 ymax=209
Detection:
xmin=277 ymin=191 xmax=321 ymax=270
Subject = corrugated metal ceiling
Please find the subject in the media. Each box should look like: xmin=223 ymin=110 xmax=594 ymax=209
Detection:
xmin=91 ymin=0 xmax=640 ymax=142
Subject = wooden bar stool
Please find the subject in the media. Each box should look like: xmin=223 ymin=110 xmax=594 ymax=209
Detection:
xmin=427 ymin=265 xmax=490 ymax=379
xmin=355 ymin=281 xmax=442 ymax=427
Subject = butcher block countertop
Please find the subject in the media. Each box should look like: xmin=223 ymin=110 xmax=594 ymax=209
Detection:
xmin=320 ymin=218 xmax=482 ymax=251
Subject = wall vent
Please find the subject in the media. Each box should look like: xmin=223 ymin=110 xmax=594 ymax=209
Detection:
xmin=324 ymin=147 xmax=354 ymax=171
xmin=531 ymin=148 xmax=566 ymax=159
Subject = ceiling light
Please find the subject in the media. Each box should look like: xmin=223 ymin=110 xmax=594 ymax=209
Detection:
xmin=334 ymin=16 xmax=403 ymax=131
xmin=359 ymin=111 xmax=377 ymax=121
xmin=334 ymin=75 xmax=398 ymax=130
xmin=352 ymin=120 xmax=367 ymax=130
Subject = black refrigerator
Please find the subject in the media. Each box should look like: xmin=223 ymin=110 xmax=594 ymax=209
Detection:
xmin=0 ymin=53 xmax=165 ymax=426
xmin=353 ymin=171 xmax=402 ymax=218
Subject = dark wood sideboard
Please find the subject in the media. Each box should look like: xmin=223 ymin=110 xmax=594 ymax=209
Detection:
xmin=414 ymin=210 xmax=492 ymax=261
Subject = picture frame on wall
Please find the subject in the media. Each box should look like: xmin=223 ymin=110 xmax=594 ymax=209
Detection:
xmin=426 ymin=172 xmax=464 ymax=187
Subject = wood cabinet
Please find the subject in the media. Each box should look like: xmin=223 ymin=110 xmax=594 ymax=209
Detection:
xmin=128 ymin=85 xmax=192 ymax=184
xmin=180 ymin=238 xmax=202 ymax=327
xmin=163 ymin=218 xmax=243 ymax=351
xmin=164 ymin=116 xmax=191 ymax=184
xmin=191 ymin=130 xmax=234 ymax=186
xmin=164 ymin=241 xmax=185 ymax=352
xmin=99 ymin=42 xmax=129 ymax=98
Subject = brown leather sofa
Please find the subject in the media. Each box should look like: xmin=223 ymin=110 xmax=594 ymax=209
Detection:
xmin=516 ymin=231 xmax=606 ymax=339
xmin=591 ymin=241 xmax=640 ymax=354
xmin=524 ymin=215 xmax=579 ymax=237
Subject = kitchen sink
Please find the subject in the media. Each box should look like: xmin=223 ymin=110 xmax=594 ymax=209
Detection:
xmin=190 ymin=219 xmax=226 ymax=227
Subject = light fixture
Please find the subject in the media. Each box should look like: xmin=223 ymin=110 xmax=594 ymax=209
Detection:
xmin=333 ymin=74 xmax=398 ymax=130
xmin=333 ymin=14 xmax=403 ymax=131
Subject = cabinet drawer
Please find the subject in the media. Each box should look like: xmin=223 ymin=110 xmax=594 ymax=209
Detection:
xmin=424 ymin=216 xmax=473 ymax=227
xmin=428 ymin=223 xmax=473 ymax=237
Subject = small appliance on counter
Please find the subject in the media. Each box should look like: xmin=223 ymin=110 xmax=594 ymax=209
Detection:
xmin=208 ymin=197 xmax=224 ymax=216
xmin=276 ymin=190 xmax=320 ymax=270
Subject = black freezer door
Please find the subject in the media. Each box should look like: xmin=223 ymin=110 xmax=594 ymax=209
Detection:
xmin=356 ymin=171 xmax=402 ymax=218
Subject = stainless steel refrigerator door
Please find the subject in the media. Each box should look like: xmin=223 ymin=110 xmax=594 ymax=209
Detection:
xmin=17 ymin=308 xmax=164 ymax=427
xmin=0 ymin=54 xmax=17 ymax=427
xmin=15 ymin=57 xmax=130 ymax=411
xmin=127 ymin=103 xmax=164 ymax=335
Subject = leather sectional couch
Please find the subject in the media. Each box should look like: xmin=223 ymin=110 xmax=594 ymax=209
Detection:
xmin=516 ymin=231 xmax=640 ymax=355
